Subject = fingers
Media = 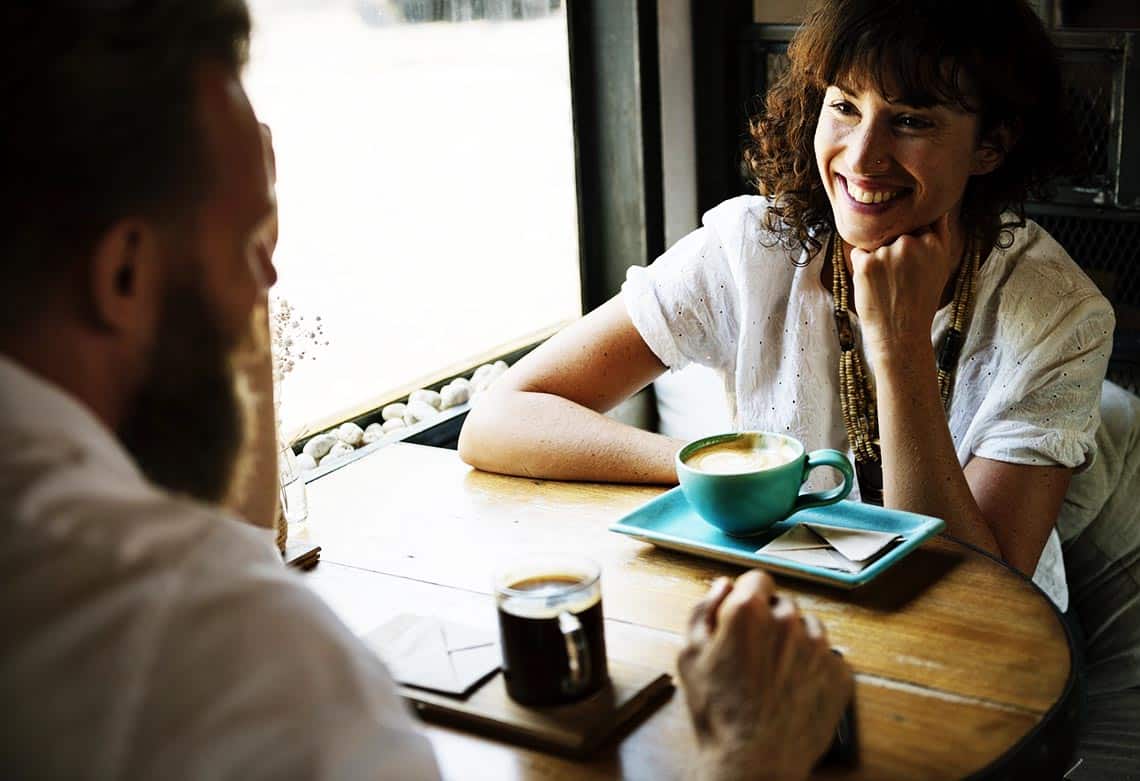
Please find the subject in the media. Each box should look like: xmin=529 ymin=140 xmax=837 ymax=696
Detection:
xmin=686 ymin=576 xmax=733 ymax=646
xmin=849 ymin=246 xmax=872 ymax=268
xmin=802 ymin=611 xmax=827 ymax=643
xmin=716 ymin=570 xmax=776 ymax=632
xmin=259 ymin=122 xmax=277 ymax=184
xmin=686 ymin=570 xmax=838 ymax=665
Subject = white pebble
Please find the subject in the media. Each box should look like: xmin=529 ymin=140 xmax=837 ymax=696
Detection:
xmin=381 ymin=403 xmax=407 ymax=421
xmin=403 ymin=399 xmax=440 ymax=426
xmin=440 ymin=382 xmax=470 ymax=409
xmin=472 ymin=363 xmax=495 ymax=383
xmin=449 ymin=376 xmax=470 ymax=389
xmin=474 ymin=370 xmax=504 ymax=393
xmin=362 ymin=423 xmax=383 ymax=445
xmin=296 ymin=453 xmax=318 ymax=471
xmin=408 ymin=389 xmax=442 ymax=410
xmin=321 ymin=441 xmax=355 ymax=464
xmin=472 ymin=362 xmax=508 ymax=393
xmin=336 ymin=422 xmax=364 ymax=447
xmin=302 ymin=433 xmax=338 ymax=461
xmin=382 ymin=418 xmax=407 ymax=432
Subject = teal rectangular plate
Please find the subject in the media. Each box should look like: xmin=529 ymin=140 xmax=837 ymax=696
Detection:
xmin=610 ymin=488 xmax=945 ymax=589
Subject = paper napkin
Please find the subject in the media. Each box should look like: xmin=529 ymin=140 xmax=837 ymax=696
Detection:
xmin=366 ymin=614 xmax=501 ymax=697
xmin=757 ymin=522 xmax=902 ymax=574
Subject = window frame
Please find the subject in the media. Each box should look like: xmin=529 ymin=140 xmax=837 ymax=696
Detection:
xmin=293 ymin=0 xmax=667 ymax=472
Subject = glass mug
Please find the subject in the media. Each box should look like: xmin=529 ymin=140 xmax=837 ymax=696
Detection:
xmin=494 ymin=555 xmax=609 ymax=706
xmin=278 ymin=443 xmax=309 ymax=533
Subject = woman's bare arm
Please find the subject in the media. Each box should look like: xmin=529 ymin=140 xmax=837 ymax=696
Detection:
xmin=872 ymin=337 xmax=1069 ymax=575
xmin=855 ymin=219 xmax=1069 ymax=575
xmin=458 ymin=295 xmax=686 ymax=483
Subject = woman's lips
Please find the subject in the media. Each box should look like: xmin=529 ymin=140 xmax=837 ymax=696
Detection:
xmin=836 ymin=174 xmax=911 ymax=214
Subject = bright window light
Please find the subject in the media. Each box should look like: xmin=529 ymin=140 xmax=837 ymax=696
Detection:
xmin=245 ymin=0 xmax=581 ymax=437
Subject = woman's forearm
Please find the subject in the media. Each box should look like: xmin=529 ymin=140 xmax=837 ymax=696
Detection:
xmin=873 ymin=341 xmax=1001 ymax=557
xmin=458 ymin=389 xmax=684 ymax=484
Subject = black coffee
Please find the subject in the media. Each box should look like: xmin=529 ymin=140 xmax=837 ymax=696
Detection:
xmin=497 ymin=575 xmax=608 ymax=706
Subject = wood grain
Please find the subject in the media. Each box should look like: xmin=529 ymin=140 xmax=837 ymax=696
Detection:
xmin=298 ymin=443 xmax=1074 ymax=780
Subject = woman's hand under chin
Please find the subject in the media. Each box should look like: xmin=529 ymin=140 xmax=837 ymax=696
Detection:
xmin=849 ymin=211 xmax=958 ymax=359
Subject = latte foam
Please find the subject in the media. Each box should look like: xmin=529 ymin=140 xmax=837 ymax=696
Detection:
xmin=685 ymin=441 xmax=798 ymax=474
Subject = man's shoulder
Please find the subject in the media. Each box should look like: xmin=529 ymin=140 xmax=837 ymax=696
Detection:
xmin=1 ymin=457 xmax=433 ymax=778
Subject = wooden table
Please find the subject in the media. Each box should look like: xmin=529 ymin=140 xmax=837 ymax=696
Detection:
xmin=299 ymin=443 xmax=1077 ymax=780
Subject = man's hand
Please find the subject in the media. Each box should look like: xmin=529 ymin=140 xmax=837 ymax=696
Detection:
xmin=850 ymin=211 xmax=958 ymax=358
xmin=678 ymin=571 xmax=853 ymax=781
xmin=225 ymin=298 xmax=278 ymax=530
xmin=223 ymin=121 xmax=280 ymax=531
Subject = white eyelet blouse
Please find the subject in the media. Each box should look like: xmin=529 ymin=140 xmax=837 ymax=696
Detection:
xmin=624 ymin=195 xmax=1116 ymax=610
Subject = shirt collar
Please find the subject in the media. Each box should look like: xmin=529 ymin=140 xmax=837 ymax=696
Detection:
xmin=0 ymin=354 xmax=144 ymax=484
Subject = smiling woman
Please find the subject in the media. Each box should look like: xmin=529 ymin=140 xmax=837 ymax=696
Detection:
xmin=458 ymin=0 xmax=1114 ymax=613
xmin=748 ymin=0 xmax=1071 ymax=258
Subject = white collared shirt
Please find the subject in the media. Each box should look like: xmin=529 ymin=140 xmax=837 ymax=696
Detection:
xmin=0 ymin=357 xmax=440 ymax=780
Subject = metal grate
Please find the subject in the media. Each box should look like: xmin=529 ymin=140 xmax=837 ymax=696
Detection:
xmin=1055 ymin=56 xmax=1117 ymax=194
xmin=1030 ymin=212 xmax=1140 ymax=326
xmin=1030 ymin=210 xmax=1140 ymax=393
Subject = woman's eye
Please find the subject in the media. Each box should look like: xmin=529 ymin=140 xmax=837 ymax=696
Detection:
xmin=896 ymin=114 xmax=933 ymax=130
xmin=830 ymin=100 xmax=857 ymax=116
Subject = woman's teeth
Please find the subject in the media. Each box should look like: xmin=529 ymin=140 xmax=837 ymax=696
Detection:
xmin=844 ymin=178 xmax=903 ymax=204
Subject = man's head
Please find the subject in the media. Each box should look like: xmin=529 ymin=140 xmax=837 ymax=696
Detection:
xmin=1 ymin=2 xmax=276 ymax=503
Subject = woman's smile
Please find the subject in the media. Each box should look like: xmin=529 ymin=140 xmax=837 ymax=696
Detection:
xmin=815 ymin=84 xmax=983 ymax=250
xmin=836 ymin=173 xmax=911 ymax=212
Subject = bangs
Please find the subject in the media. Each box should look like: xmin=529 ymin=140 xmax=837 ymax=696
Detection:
xmin=792 ymin=1 xmax=981 ymax=112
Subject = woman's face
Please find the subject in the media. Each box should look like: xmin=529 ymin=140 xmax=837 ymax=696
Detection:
xmin=813 ymin=83 xmax=991 ymax=251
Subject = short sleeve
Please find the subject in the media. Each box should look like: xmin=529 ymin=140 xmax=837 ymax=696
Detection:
xmin=970 ymin=293 xmax=1115 ymax=471
xmin=622 ymin=225 xmax=740 ymax=373
xmin=127 ymin=525 xmax=441 ymax=781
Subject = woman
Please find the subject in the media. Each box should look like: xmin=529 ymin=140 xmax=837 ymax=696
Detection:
xmin=459 ymin=0 xmax=1114 ymax=611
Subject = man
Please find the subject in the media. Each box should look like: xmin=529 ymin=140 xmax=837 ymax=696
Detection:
xmin=0 ymin=2 xmax=852 ymax=779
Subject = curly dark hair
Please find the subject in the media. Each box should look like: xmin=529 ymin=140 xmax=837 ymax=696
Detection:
xmin=745 ymin=0 xmax=1072 ymax=257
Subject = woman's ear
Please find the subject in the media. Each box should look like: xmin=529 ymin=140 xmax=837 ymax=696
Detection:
xmin=88 ymin=218 xmax=164 ymax=336
xmin=972 ymin=121 xmax=1018 ymax=176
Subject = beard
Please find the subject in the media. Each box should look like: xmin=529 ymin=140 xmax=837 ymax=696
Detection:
xmin=118 ymin=275 xmax=249 ymax=505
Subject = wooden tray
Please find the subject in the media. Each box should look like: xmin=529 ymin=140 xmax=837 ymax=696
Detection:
xmin=401 ymin=658 xmax=673 ymax=758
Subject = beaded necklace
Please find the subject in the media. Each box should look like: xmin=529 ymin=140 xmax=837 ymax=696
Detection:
xmin=830 ymin=233 xmax=981 ymax=505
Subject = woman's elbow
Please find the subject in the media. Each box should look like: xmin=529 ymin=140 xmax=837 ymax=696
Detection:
xmin=457 ymin=410 xmax=488 ymax=469
xmin=457 ymin=396 xmax=506 ymax=470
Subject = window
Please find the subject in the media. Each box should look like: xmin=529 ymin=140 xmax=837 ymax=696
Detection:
xmin=245 ymin=0 xmax=581 ymax=437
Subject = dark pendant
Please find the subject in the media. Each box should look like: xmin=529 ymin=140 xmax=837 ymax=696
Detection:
xmin=855 ymin=457 xmax=884 ymax=506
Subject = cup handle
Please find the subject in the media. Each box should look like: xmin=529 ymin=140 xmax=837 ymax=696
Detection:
xmin=558 ymin=611 xmax=592 ymax=695
xmin=793 ymin=449 xmax=855 ymax=511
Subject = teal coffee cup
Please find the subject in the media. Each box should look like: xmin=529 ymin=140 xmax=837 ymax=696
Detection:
xmin=676 ymin=432 xmax=855 ymax=537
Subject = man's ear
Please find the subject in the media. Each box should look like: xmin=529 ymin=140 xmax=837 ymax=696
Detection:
xmin=88 ymin=218 xmax=164 ymax=335
xmin=972 ymin=121 xmax=1018 ymax=176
